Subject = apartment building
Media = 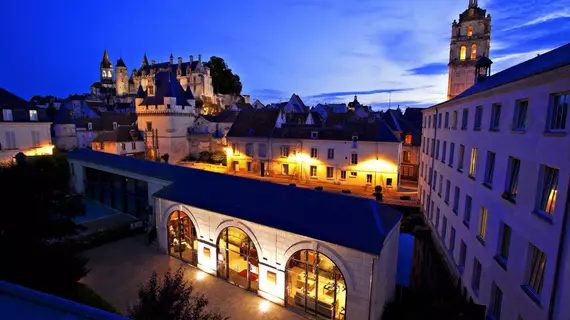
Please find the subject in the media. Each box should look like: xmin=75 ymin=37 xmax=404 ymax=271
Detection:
xmin=226 ymin=109 xmax=403 ymax=189
xmin=0 ymin=88 xmax=53 ymax=162
xmin=419 ymin=43 xmax=570 ymax=320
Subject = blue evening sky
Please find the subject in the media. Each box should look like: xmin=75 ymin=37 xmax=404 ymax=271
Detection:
xmin=1 ymin=0 xmax=569 ymax=109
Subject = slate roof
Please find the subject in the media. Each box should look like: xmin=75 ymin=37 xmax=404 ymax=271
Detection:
xmin=0 ymin=88 xmax=50 ymax=122
xmin=381 ymin=110 xmax=421 ymax=145
xmin=232 ymin=103 xmax=253 ymax=110
xmin=76 ymin=112 xmax=136 ymax=131
xmin=136 ymin=60 xmax=204 ymax=77
xmin=227 ymin=109 xmax=280 ymax=138
xmin=310 ymin=111 xmax=323 ymax=126
xmin=201 ymin=110 xmax=239 ymax=123
xmin=434 ymin=43 xmax=570 ymax=107
xmin=93 ymin=125 xmax=141 ymax=142
xmin=275 ymin=119 xmax=401 ymax=142
xmin=139 ymin=71 xmax=191 ymax=106
xmin=54 ymin=104 xmax=74 ymax=125
xmin=67 ymin=148 xmax=402 ymax=255
xmin=116 ymin=58 xmax=127 ymax=68
xmin=185 ymin=85 xmax=195 ymax=100
xmin=135 ymin=85 xmax=147 ymax=99
xmin=100 ymin=49 xmax=112 ymax=68
xmin=288 ymin=112 xmax=309 ymax=124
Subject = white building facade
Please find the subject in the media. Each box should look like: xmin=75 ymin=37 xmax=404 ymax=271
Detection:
xmin=68 ymin=148 xmax=403 ymax=320
xmin=419 ymin=44 xmax=570 ymax=320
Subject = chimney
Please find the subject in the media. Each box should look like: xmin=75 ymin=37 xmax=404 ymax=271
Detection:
xmin=178 ymin=57 xmax=182 ymax=64
xmin=198 ymin=54 xmax=202 ymax=63
xmin=190 ymin=55 xmax=194 ymax=63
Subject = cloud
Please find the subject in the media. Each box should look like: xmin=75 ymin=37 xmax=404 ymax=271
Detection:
xmin=406 ymin=63 xmax=448 ymax=76
xmin=501 ymin=12 xmax=570 ymax=31
xmin=309 ymin=87 xmax=429 ymax=99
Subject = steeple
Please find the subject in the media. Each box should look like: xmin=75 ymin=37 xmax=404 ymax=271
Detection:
xmin=100 ymin=49 xmax=112 ymax=68
xmin=142 ymin=53 xmax=149 ymax=67
xmin=468 ymin=0 xmax=478 ymax=8
xmin=169 ymin=53 xmax=174 ymax=64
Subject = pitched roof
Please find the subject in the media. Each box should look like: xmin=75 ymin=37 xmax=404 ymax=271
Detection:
xmin=116 ymin=57 xmax=126 ymax=68
xmin=0 ymin=88 xmax=50 ymax=122
xmin=139 ymin=71 xmax=191 ymax=106
xmin=227 ymin=109 xmax=280 ymax=138
xmin=201 ymin=110 xmax=239 ymax=123
xmin=76 ymin=112 xmax=136 ymax=131
xmin=275 ymin=119 xmax=400 ymax=142
xmin=100 ymin=49 xmax=112 ymax=68
xmin=310 ymin=111 xmax=323 ymax=125
xmin=136 ymin=60 xmax=204 ymax=77
xmin=67 ymin=149 xmax=402 ymax=255
xmin=93 ymin=125 xmax=141 ymax=142
xmin=54 ymin=104 xmax=74 ymax=125
xmin=439 ymin=43 xmax=570 ymax=106
xmin=381 ymin=109 xmax=421 ymax=145
xmin=185 ymin=85 xmax=195 ymax=100
xmin=135 ymin=85 xmax=147 ymax=99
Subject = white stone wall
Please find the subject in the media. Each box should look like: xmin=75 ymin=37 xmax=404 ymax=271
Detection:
xmin=227 ymin=137 xmax=401 ymax=189
xmin=155 ymin=198 xmax=397 ymax=319
xmin=0 ymin=122 xmax=52 ymax=151
xmin=420 ymin=65 xmax=570 ymax=320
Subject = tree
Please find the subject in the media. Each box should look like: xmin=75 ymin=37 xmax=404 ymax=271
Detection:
xmin=0 ymin=155 xmax=88 ymax=295
xmin=204 ymin=57 xmax=242 ymax=95
xmin=46 ymin=102 xmax=57 ymax=120
xmin=129 ymin=268 xmax=227 ymax=320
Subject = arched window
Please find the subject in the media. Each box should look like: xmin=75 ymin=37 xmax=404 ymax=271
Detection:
xmin=217 ymin=227 xmax=259 ymax=291
xmin=285 ymin=249 xmax=347 ymax=319
xmin=460 ymin=45 xmax=467 ymax=60
xmin=471 ymin=44 xmax=477 ymax=60
xmin=405 ymin=134 xmax=412 ymax=145
xmin=467 ymin=26 xmax=473 ymax=37
xmin=167 ymin=210 xmax=198 ymax=265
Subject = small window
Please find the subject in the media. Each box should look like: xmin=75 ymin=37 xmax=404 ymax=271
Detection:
xmin=2 ymin=109 xmax=13 ymax=121
xmin=245 ymin=143 xmax=254 ymax=156
xmin=310 ymin=166 xmax=317 ymax=177
xmin=470 ymin=44 xmax=477 ymax=60
xmin=459 ymin=241 xmax=467 ymax=268
xmin=311 ymin=131 xmax=318 ymax=139
xmin=449 ymin=227 xmax=456 ymax=254
xmin=461 ymin=108 xmax=468 ymax=130
xmin=310 ymin=148 xmax=318 ymax=158
xmin=513 ymin=100 xmax=528 ymax=131
xmin=504 ymin=157 xmax=521 ymax=201
xmin=340 ymin=170 xmax=346 ymax=180
xmin=484 ymin=151 xmax=495 ymax=186
xmin=352 ymin=136 xmax=358 ymax=148
xmin=282 ymin=164 xmax=289 ymax=175
xmin=472 ymin=258 xmax=482 ymax=293
xmin=478 ymin=206 xmax=488 ymax=243
xmin=146 ymin=121 xmax=152 ymax=131
xmin=449 ymin=142 xmax=455 ymax=166
xmin=232 ymin=143 xmax=240 ymax=155
xmin=404 ymin=134 xmax=412 ymax=144
xmin=88 ymin=122 xmax=93 ymax=131
xmin=280 ymin=146 xmax=289 ymax=158
xmin=497 ymin=223 xmax=512 ymax=265
xmin=489 ymin=282 xmax=503 ymax=319
xmin=120 ymin=143 xmax=126 ymax=150
xmin=350 ymin=172 xmax=357 ymax=178
xmin=536 ymin=165 xmax=559 ymax=216
xmin=441 ymin=141 xmax=447 ymax=163
xmin=442 ymin=216 xmax=448 ymax=240
xmin=453 ymin=186 xmax=460 ymax=213
xmin=445 ymin=112 xmax=449 ymax=128
xmin=386 ymin=178 xmax=393 ymax=186
xmin=258 ymin=143 xmax=267 ymax=157
xmin=351 ymin=153 xmax=358 ymax=164
xmin=438 ymin=113 xmax=442 ymax=128
xmin=366 ymin=174 xmax=372 ymax=184
xmin=460 ymin=45 xmax=467 ymax=60
xmin=29 ymin=110 xmax=38 ymax=121
xmin=403 ymin=151 xmax=411 ymax=163
xmin=458 ymin=144 xmax=465 ymax=171
xmin=452 ymin=111 xmax=458 ymax=129
xmin=490 ymin=103 xmax=502 ymax=130
xmin=525 ymin=244 xmax=547 ymax=297
xmin=131 ymin=142 xmax=136 ymax=150
xmin=467 ymin=25 xmax=473 ymax=37
xmin=469 ymin=148 xmax=478 ymax=178
xmin=326 ymin=167 xmax=334 ymax=179
xmin=464 ymin=194 xmax=472 ymax=226
xmin=247 ymin=162 xmax=252 ymax=172
xmin=474 ymin=106 xmax=483 ymax=130
xmin=548 ymin=93 xmax=568 ymax=131
xmin=327 ymin=148 xmax=334 ymax=159
xmin=113 ymin=122 xmax=118 ymax=130
xmin=445 ymin=180 xmax=451 ymax=203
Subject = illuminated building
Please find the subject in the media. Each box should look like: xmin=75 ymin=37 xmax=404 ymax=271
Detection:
xmin=226 ymin=108 xmax=403 ymax=189
xmin=0 ymin=88 xmax=53 ymax=162
xmin=68 ymin=148 xmax=403 ymax=320
xmin=92 ymin=125 xmax=145 ymax=158
xmin=447 ymin=0 xmax=492 ymax=100
xmin=420 ymin=43 xmax=570 ymax=320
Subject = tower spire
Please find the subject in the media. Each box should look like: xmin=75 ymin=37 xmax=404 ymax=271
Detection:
xmin=468 ymin=0 xmax=478 ymax=8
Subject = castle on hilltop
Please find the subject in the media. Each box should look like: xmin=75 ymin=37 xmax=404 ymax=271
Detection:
xmin=92 ymin=50 xmax=214 ymax=100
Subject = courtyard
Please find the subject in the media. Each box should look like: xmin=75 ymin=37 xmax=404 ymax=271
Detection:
xmin=81 ymin=234 xmax=309 ymax=320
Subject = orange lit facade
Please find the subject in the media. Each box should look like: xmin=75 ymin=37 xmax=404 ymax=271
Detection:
xmin=226 ymin=136 xmax=401 ymax=189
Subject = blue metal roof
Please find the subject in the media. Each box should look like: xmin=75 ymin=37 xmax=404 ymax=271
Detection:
xmin=0 ymin=281 xmax=128 ymax=320
xmin=453 ymin=43 xmax=570 ymax=101
xmin=68 ymin=149 xmax=402 ymax=255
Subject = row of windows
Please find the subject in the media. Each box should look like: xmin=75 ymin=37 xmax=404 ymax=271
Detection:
xmin=2 ymin=109 xmax=39 ymax=122
xmin=423 ymin=92 xmax=569 ymax=132
xmin=233 ymin=143 xmax=360 ymax=165
xmin=421 ymin=139 xmax=560 ymax=218
xmin=95 ymin=142 xmax=138 ymax=151
xmin=421 ymin=186 xmax=548 ymax=317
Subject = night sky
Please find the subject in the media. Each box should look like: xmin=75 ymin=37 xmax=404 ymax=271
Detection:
xmin=1 ymin=0 xmax=570 ymax=109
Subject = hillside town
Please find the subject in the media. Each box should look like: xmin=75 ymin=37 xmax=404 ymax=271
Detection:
xmin=0 ymin=0 xmax=569 ymax=320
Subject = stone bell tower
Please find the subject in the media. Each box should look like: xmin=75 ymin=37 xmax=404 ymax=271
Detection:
xmin=447 ymin=0 xmax=491 ymax=99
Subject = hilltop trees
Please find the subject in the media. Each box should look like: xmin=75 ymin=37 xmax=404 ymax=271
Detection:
xmin=205 ymin=56 xmax=242 ymax=95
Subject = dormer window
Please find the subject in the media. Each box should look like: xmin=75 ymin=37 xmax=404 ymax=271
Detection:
xmin=88 ymin=122 xmax=93 ymax=131
xmin=113 ymin=122 xmax=118 ymax=129
xmin=405 ymin=134 xmax=412 ymax=145
xmin=3 ymin=109 xmax=13 ymax=121
xmin=352 ymin=135 xmax=358 ymax=149
xmin=311 ymin=131 xmax=318 ymax=139
xmin=29 ymin=110 xmax=38 ymax=121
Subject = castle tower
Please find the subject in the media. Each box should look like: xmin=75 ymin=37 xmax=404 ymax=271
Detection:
xmin=447 ymin=0 xmax=491 ymax=99
xmin=115 ymin=57 xmax=128 ymax=96
xmin=100 ymin=49 xmax=114 ymax=88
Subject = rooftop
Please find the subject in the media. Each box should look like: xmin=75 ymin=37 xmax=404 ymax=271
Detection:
xmin=67 ymin=149 xmax=402 ymax=255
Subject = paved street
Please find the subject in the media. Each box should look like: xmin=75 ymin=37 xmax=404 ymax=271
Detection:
xmin=81 ymin=235 xmax=308 ymax=320
xmin=180 ymin=162 xmax=419 ymax=207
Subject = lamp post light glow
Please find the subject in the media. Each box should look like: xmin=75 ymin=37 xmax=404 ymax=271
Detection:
xmin=259 ymin=300 xmax=270 ymax=313
xmin=196 ymin=271 xmax=206 ymax=281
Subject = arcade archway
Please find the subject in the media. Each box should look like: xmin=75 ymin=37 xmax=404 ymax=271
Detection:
xmin=216 ymin=227 xmax=259 ymax=292
xmin=167 ymin=210 xmax=198 ymax=265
